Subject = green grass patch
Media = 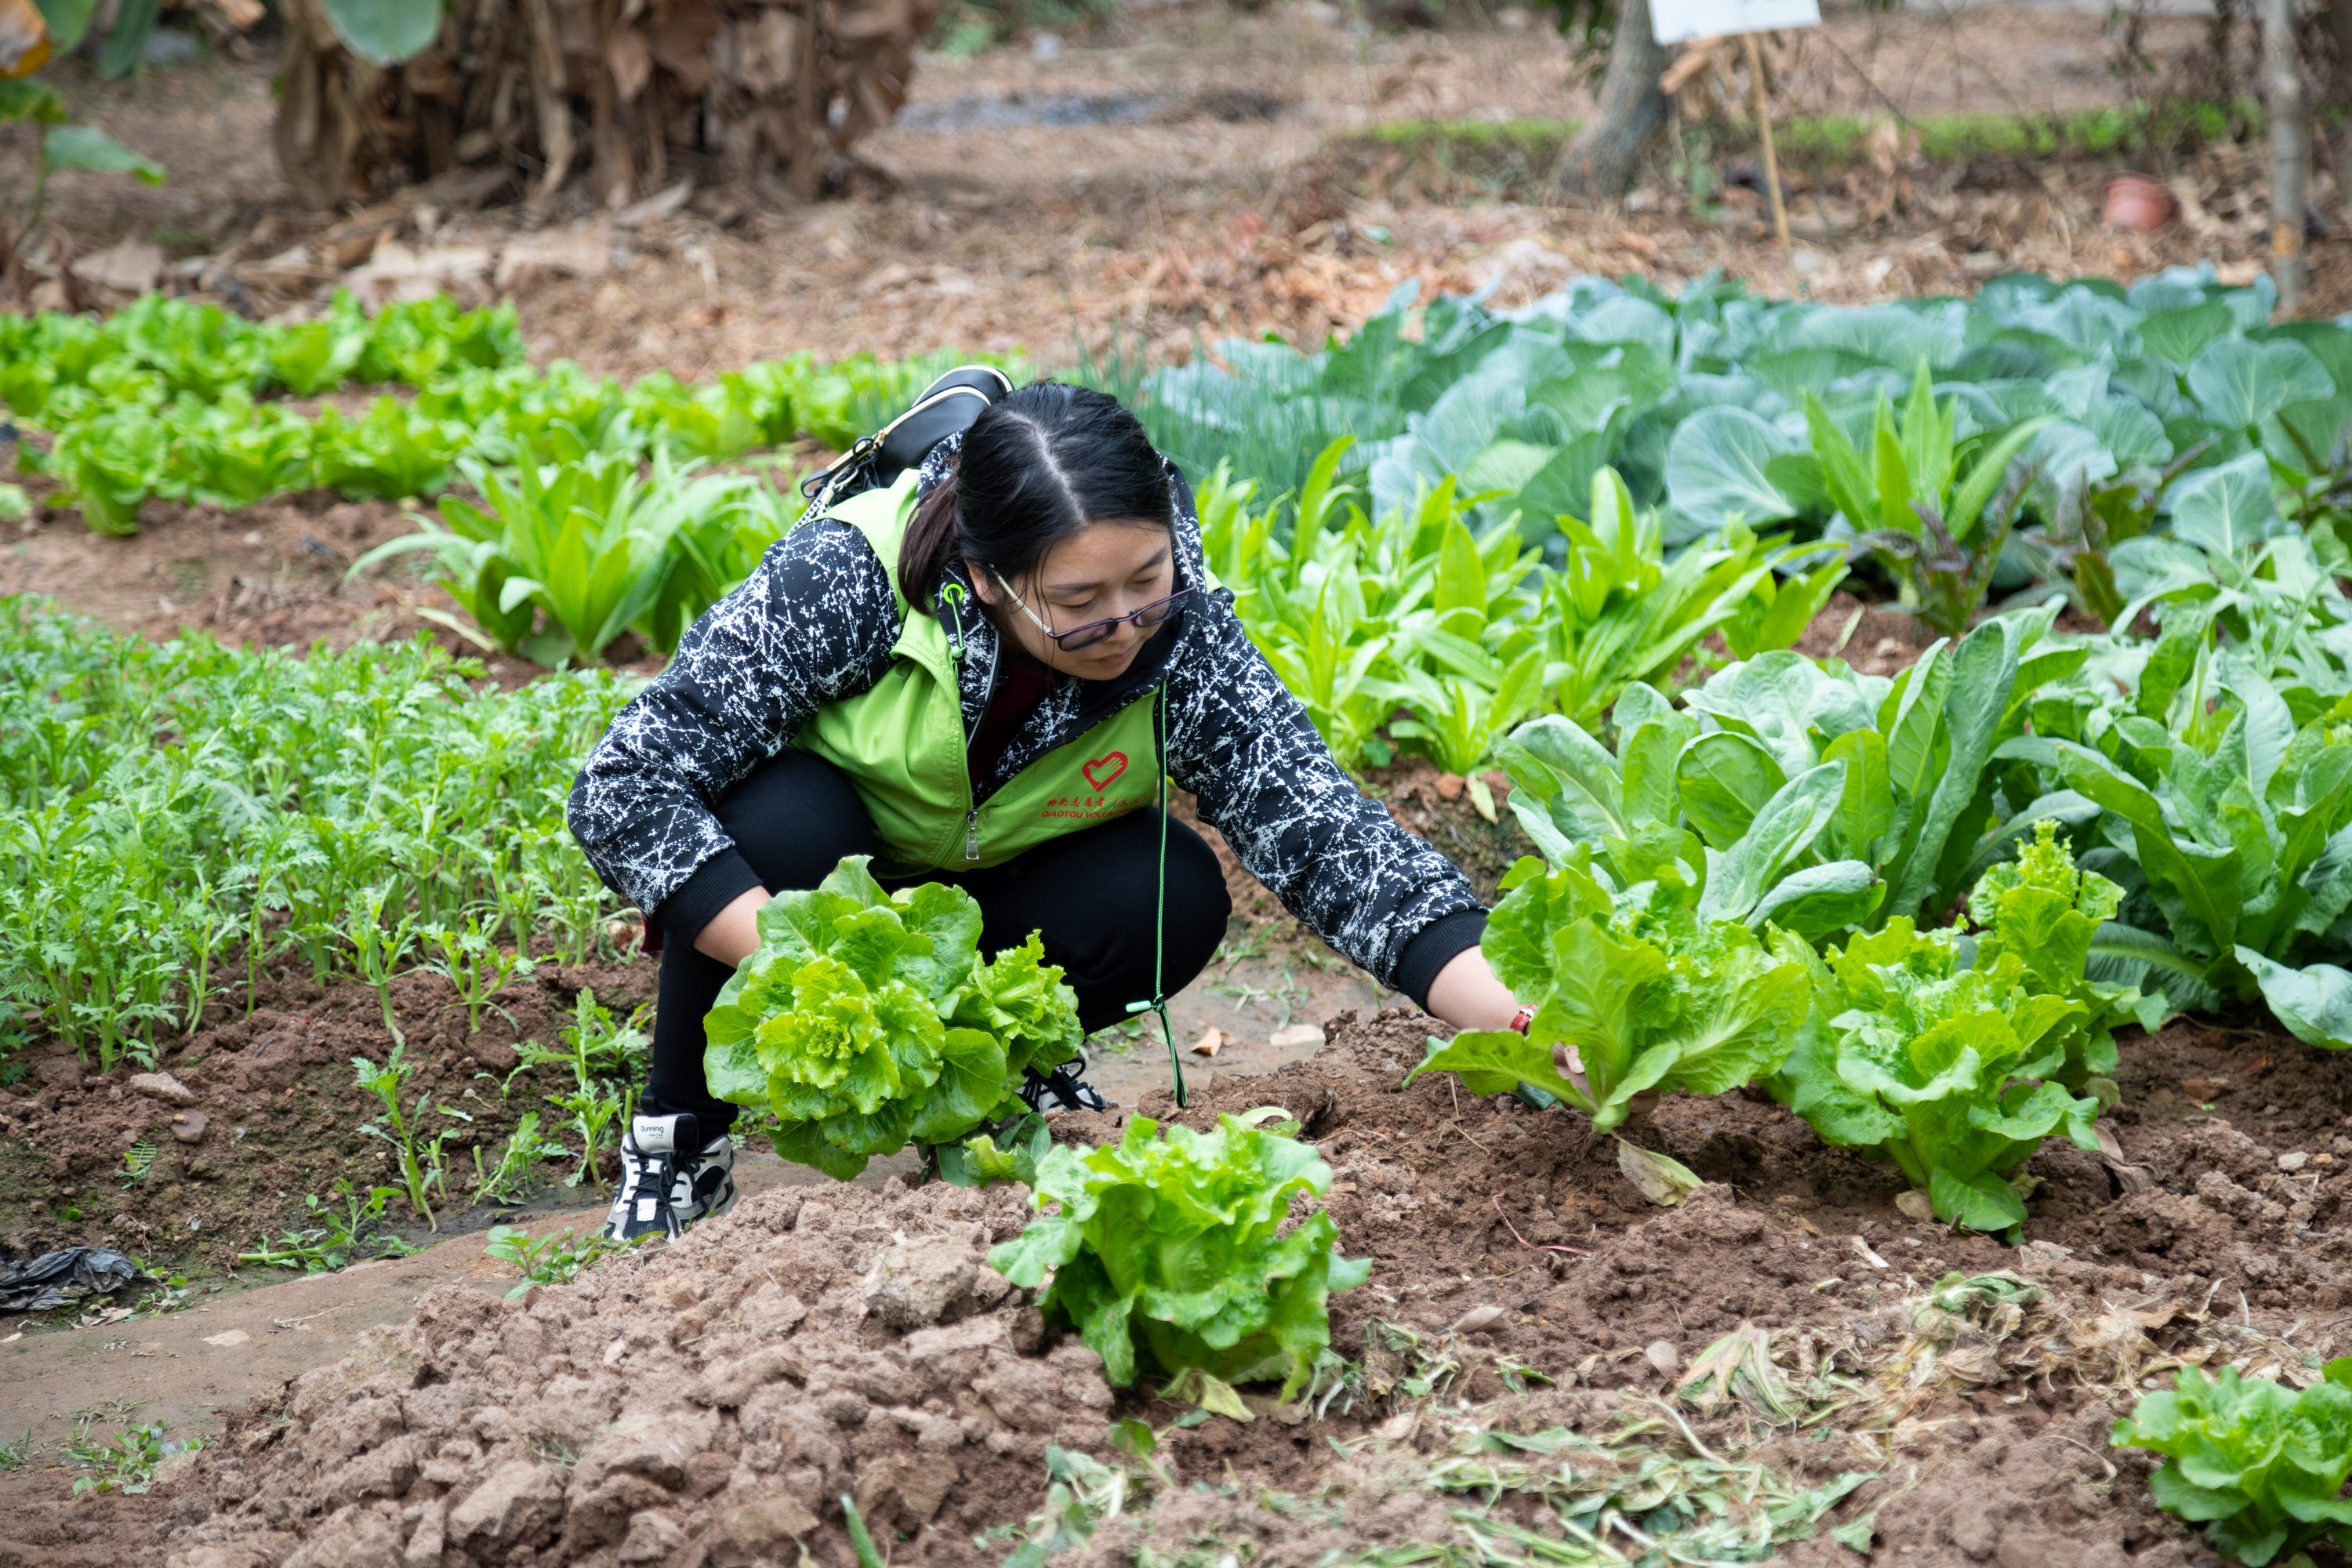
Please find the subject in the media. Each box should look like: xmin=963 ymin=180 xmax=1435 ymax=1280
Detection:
xmin=1363 ymin=115 xmax=1579 ymax=154
xmin=1777 ymin=99 xmax=2263 ymax=163
xmin=1337 ymin=97 xmax=2263 ymax=191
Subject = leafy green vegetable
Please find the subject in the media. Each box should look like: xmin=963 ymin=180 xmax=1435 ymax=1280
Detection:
xmin=1404 ymin=851 xmax=1808 ymax=1131
xmin=987 ymin=1108 xmax=1369 ymax=1402
xmin=1501 ymin=611 xmax=2075 ymax=946
xmin=1196 ymin=441 xmax=1832 ymax=775
xmin=1800 ymin=363 xmax=2056 ymax=638
xmin=1966 ymin=818 xmax=2165 ymax=1086
xmin=1774 ymin=918 xmax=2098 ymax=1233
xmin=702 ymin=856 xmax=1080 ymax=1180
xmin=1998 ymin=630 xmax=2352 ymax=1040
xmin=2112 ymin=1360 xmax=2352 ymax=1566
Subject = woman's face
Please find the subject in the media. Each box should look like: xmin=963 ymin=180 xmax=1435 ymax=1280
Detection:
xmin=969 ymin=519 xmax=1175 ymax=681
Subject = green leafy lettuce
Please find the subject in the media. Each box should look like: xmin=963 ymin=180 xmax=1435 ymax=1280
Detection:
xmin=1404 ymin=852 xmax=1809 ymax=1132
xmin=1499 ymin=608 xmax=2085 ymax=949
xmin=2112 ymin=1360 xmax=2352 ymax=1566
xmin=987 ymin=1109 xmax=1370 ymax=1403
xmin=1966 ymin=818 xmax=2167 ymax=1087
xmin=1775 ymin=918 xmax=2098 ymax=1233
xmin=702 ymin=856 xmax=1080 ymax=1179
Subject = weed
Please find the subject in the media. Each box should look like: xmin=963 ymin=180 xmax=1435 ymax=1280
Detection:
xmin=65 ymin=1401 xmax=195 ymax=1496
xmin=118 ymin=1138 xmax=156 ymax=1187
xmin=0 ymin=1430 xmax=31 ymax=1470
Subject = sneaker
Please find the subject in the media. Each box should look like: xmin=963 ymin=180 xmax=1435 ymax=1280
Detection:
xmin=602 ymin=1113 xmax=738 ymax=1242
xmin=1018 ymin=1054 xmax=1110 ymax=1114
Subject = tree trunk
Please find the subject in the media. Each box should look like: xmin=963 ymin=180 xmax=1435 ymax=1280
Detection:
xmin=274 ymin=0 xmax=936 ymax=210
xmin=2268 ymin=0 xmax=2309 ymax=310
xmin=1556 ymin=0 xmax=1671 ymax=201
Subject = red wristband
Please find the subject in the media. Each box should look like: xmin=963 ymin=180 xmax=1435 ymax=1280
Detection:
xmin=1508 ymin=1004 xmax=1536 ymax=1034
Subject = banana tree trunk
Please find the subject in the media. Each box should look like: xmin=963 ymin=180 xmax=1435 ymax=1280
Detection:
xmin=274 ymin=0 xmax=936 ymax=209
xmin=1556 ymin=0 xmax=1671 ymax=200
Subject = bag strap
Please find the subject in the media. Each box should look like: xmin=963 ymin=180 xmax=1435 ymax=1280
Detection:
xmin=797 ymin=366 xmax=1013 ymax=523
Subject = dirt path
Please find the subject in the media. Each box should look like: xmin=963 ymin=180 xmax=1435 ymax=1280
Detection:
xmin=0 ymin=1145 xmax=920 ymax=1515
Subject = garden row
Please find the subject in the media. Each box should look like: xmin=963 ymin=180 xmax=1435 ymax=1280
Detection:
xmin=0 ymin=289 xmax=1022 ymax=534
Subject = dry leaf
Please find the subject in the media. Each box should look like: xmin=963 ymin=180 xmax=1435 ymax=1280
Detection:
xmin=1893 ymin=1190 xmax=1935 ymax=1224
xmin=0 ymin=0 xmax=49 ymax=78
xmin=1616 ymin=1139 xmax=1702 ymax=1207
xmin=1190 ymin=1028 xmax=1226 ymax=1059
xmin=69 ymin=239 xmax=166 ymax=296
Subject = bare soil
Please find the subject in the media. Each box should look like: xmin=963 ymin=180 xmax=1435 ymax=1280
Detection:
xmin=0 ymin=1006 xmax=2342 ymax=1567
xmin=0 ymin=0 xmax=2329 ymax=387
xmin=0 ymin=959 xmax=659 ymax=1284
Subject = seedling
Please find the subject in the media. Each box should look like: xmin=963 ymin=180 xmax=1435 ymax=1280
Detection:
xmin=353 ymin=1046 xmax=459 ymax=1228
xmin=236 ymin=1178 xmax=419 ymax=1273
xmin=514 ymin=988 xmax=650 ymax=1196
xmin=425 ymin=911 xmax=535 ymax=1035
xmin=472 ymin=1109 xmax=567 ymax=1206
xmin=347 ymin=884 xmax=424 ymax=1045
xmin=483 ymin=1225 xmax=645 ymax=1298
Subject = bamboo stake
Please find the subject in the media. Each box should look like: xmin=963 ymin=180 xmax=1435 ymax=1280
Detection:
xmin=1743 ymin=31 xmax=1792 ymax=259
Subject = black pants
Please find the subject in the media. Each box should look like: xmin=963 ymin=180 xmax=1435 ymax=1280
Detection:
xmin=646 ymin=748 xmax=1232 ymax=1131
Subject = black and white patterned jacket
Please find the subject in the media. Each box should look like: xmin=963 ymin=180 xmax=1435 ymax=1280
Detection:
xmin=565 ymin=441 xmax=1488 ymax=1002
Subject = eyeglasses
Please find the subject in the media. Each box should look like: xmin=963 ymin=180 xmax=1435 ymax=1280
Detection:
xmin=990 ymin=568 xmax=1191 ymax=653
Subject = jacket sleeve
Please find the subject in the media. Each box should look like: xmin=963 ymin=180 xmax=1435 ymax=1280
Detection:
xmin=1162 ymin=586 xmax=1487 ymax=994
xmin=565 ymin=519 xmax=898 ymax=929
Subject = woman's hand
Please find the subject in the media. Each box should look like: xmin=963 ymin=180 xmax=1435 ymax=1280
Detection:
xmin=1423 ymin=946 xmax=1654 ymax=1116
xmin=693 ymin=887 xmax=771 ymax=967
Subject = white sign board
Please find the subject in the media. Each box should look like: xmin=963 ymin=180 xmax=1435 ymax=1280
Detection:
xmin=1650 ymin=0 xmax=1820 ymax=44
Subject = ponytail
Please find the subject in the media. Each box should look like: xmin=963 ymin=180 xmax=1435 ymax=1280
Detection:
xmin=898 ymin=474 xmax=967 ymax=610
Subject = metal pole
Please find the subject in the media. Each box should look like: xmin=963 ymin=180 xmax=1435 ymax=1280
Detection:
xmin=2264 ymin=0 xmax=2307 ymax=312
xmin=1744 ymin=31 xmax=1793 ymax=258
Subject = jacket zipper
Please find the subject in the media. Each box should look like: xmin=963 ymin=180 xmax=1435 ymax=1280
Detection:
xmin=942 ymin=579 xmax=992 ymax=862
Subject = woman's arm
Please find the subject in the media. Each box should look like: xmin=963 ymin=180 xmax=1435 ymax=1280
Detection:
xmin=566 ymin=520 xmax=898 ymax=938
xmin=1161 ymin=593 xmax=1491 ymax=1005
xmin=1424 ymin=946 xmax=1520 ymax=1030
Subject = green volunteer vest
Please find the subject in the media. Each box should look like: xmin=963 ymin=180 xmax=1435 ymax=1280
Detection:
xmin=794 ymin=471 xmax=1163 ymax=877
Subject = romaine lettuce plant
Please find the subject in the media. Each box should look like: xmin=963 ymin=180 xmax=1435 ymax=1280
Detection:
xmin=987 ymin=1109 xmax=1370 ymax=1403
xmin=1998 ymin=632 xmax=2352 ymax=1045
xmin=1404 ymin=852 xmax=1809 ymax=1131
xmin=702 ymin=856 xmax=1080 ymax=1179
xmin=1501 ymin=610 xmax=2083 ymax=946
xmin=1966 ymin=819 xmax=2165 ymax=1087
xmin=2112 ymin=1360 xmax=2352 ymax=1566
xmin=1775 ymin=918 xmax=2099 ymax=1233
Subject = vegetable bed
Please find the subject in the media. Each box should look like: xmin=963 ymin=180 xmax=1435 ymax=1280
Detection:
xmin=22 ymin=1006 xmax=2347 ymax=1568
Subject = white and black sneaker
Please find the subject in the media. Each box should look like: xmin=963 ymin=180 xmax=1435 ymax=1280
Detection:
xmin=602 ymin=1113 xmax=737 ymax=1242
xmin=1018 ymin=1054 xmax=1110 ymax=1114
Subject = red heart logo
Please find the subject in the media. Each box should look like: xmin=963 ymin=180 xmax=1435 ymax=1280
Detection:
xmin=1083 ymin=752 xmax=1128 ymax=790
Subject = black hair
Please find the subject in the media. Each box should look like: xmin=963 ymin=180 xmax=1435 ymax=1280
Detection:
xmin=900 ymin=381 xmax=1174 ymax=609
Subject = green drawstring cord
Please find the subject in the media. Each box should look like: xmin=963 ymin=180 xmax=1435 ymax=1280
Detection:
xmin=1124 ymin=677 xmax=1185 ymax=1108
